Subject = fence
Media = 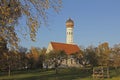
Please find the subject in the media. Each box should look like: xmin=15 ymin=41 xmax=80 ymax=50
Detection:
xmin=93 ymin=66 xmax=110 ymax=79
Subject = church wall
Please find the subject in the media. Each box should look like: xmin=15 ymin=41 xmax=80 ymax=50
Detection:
xmin=60 ymin=57 xmax=83 ymax=68
xmin=66 ymin=27 xmax=73 ymax=44
xmin=46 ymin=43 xmax=53 ymax=53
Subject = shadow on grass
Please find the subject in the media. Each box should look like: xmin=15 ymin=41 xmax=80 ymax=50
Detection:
xmin=0 ymin=68 xmax=92 ymax=80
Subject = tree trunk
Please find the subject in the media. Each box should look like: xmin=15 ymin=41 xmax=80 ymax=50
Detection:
xmin=8 ymin=65 xmax=11 ymax=76
xmin=55 ymin=60 xmax=58 ymax=74
xmin=55 ymin=67 xmax=58 ymax=74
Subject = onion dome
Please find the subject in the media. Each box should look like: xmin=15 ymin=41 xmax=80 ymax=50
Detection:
xmin=66 ymin=18 xmax=74 ymax=28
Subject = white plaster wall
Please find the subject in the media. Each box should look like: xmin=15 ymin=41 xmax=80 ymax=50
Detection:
xmin=46 ymin=43 xmax=53 ymax=53
xmin=66 ymin=27 xmax=73 ymax=44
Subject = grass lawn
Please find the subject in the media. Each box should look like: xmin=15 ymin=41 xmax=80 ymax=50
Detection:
xmin=0 ymin=68 xmax=120 ymax=80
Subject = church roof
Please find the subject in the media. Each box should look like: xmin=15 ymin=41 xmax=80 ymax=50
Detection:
xmin=50 ymin=42 xmax=80 ymax=55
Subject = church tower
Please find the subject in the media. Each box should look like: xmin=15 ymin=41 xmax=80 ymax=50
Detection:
xmin=66 ymin=18 xmax=74 ymax=44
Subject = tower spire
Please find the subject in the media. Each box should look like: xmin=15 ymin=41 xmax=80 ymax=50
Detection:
xmin=66 ymin=18 xmax=74 ymax=44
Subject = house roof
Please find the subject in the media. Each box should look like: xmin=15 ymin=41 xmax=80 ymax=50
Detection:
xmin=51 ymin=42 xmax=80 ymax=55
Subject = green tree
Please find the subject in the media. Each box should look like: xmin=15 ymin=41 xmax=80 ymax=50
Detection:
xmin=72 ymin=50 xmax=84 ymax=66
xmin=17 ymin=46 xmax=28 ymax=70
xmin=84 ymin=45 xmax=99 ymax=67
xmin=38 ymin=48 xmax=46 ymax=69
xmin=45 ymin=50 xmax=67 ymax=74
xmin=0 ymin=0 xmax=62 ymax=49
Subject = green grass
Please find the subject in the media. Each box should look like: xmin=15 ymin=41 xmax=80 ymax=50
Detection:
xmin=0 ymin=68 xmax=120 ymax=80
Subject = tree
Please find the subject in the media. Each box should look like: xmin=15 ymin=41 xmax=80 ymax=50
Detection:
xmin=38 ymin=48 xmax=46 ymax=69
xmin=45 ymin=50 xmax=67 ymax=74
xmin=0 ymin=36 xmax=8 ymax=71
xmin=1 ymin=51 xmax=20 ymax=76
xmin=0 ymin=37 xmax=8 ymax=51
xmin=84 ymin=45 xmax=99 ymax=67
xmin=26 ymin=47 xmax=46 ymax=69
xmin=18 ymin=46 xmax=28 ymax=53
xmin=0 ymin=0 xmax=62 ymax=49
xmin=17 ymin=46 xmax=28 ymax=70
xmin=0 ymin=37 xmax=19 ymax=76
xmin=97 ymin=42 xmax=110 ymax=66
xmin=27 ymin=47 xmax=39 ymax=69
xmin=72 ymin=50 xmax=84 ymax=66
xmin=111 ymin=44 xmax=120 ymax=70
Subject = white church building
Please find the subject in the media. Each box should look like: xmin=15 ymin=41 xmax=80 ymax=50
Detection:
xmin=46 ymin=18 xmax=82 ymax=67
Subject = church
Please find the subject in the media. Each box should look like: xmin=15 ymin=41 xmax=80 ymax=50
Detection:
xmin=46 ymin=18 xmax=82 ymax=67
xmin=46 ymin=18 xmax=80 ymax=54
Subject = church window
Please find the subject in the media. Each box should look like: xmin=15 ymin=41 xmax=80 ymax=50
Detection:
xmin=71 ymin=59 xmax=73 ymax=64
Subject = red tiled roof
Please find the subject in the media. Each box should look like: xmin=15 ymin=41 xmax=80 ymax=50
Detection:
xmin=51 ymin=42 xmax=80 ymax=55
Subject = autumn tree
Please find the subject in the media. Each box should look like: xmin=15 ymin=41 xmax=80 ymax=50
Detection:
xmin=111 ymin=44 xmax=120 ymax=70
xmin=0 ymin=37 xmax=8 ymax=71
xmin=0 ymin=37 xmax=19 ymax=76
xmin=0 ymin=50 xmax=21 ymax=76
xmin=0 ymin=0 xmax=62 ymax=49
xmin=26 ymin=47 xmax=46 ymax=69
xmin=97 ymin=42 xmax=110 ymax=66
xmin=27 ymin=47 xmax=39 ymax=69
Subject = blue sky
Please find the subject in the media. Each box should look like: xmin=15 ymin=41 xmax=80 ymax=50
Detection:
xmin=19 ymin=0 xmax=120 ymax=49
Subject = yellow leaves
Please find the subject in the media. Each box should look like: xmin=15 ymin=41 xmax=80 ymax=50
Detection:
xmin=31 ymin=47 xmax=39 ymax=61
xmin=0 ymin=0 xmax=62 ymax=50
xmin=23 ymin=10 xmax=30 ymax=16
xmin=0 ymin=20 xmax=5 ymax=25
xmin=27 ymin=17 xmax=39 ymax=41
xmin=8 ymin=19 xmax=13 ymax=23
xmin=97 ymin=42 xmax=110 ymax=66
xmin=43 ymin=0 xmax=50 ymax=9
xmin=0 ymin=38 xmax=2 ymax=41
xmin=0 ymin=6 xmax=5 ymax=14
xmin=0 ymin=0 xmax=21 ymax=49
xmin=7 ymin=7 xmax=10 ymax=11
xmin=0 ymin=0 xmax=21 ymax=23
xmin=0 ymin=6 xmax=10 ymax=16
xmin=30 ymin=33 xmax=36 ymax=42
xmin=3 ymin=53 xmax=8 ymax=58
xmin=45 ymin=0 xmax=49 ymax=8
